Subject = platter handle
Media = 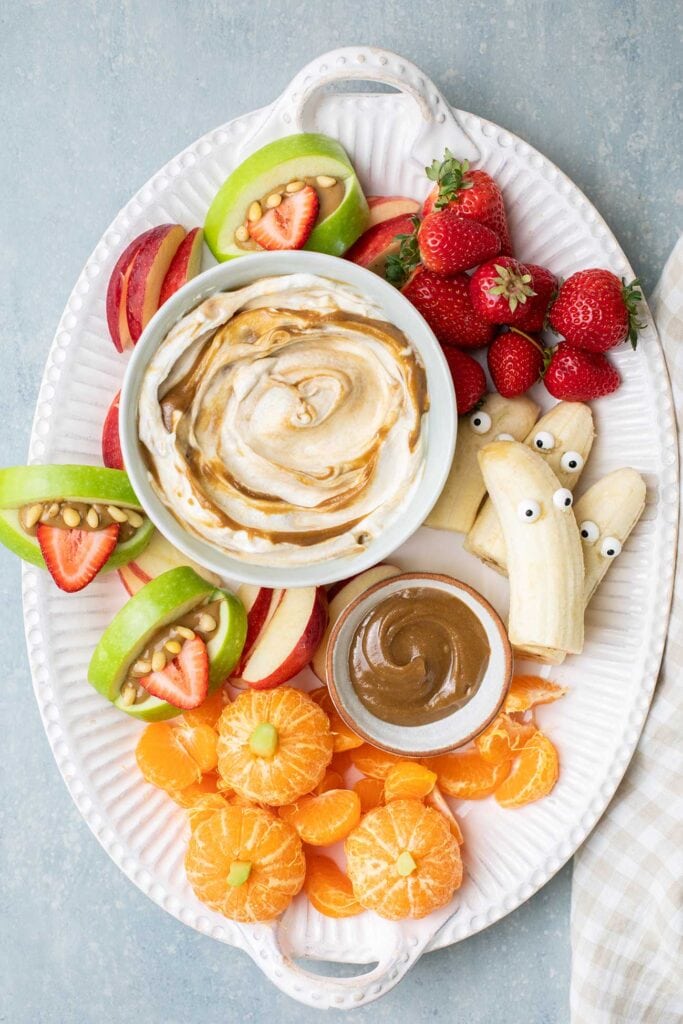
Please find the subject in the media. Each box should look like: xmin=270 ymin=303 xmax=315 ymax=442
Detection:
xmin=242 ymin=914 xmax=443 ymax=1009
xmin=239 ymin=46 xmax=479 ymax=167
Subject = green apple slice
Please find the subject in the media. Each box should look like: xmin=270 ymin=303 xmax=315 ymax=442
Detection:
xmin=0 ymin=464 xmax=153 ymax=572
xmin=88 ymin=566 xmax=247 ymax=721
xmin=204 ymin=133 xmax=369 ymax=260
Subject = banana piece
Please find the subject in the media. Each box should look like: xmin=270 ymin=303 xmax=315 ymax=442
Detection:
xmin=425 ymin=394 xmax=539 ymax=534
xmin=535 ymin=467 xmax=648 ymax=664
xmin=478 ymin=440 xmax=584 ymax=659
xmin=465 ymin=401 xmax=595 ymax=573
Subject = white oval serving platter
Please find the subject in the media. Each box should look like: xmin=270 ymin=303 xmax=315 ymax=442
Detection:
xmin=21 ymin=48 xmax=678 ymax=1009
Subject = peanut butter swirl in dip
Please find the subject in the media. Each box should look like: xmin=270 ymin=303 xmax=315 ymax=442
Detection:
xmin=348 ymin=587 xmax=490 ymax=726
xmin=137 ymin=275 xmax=428 ymax=566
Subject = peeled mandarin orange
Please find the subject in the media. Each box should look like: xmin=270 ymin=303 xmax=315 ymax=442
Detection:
xmin=279 ymin=789 xmax=361 ymax=845
xmin=187 ymin=793 xmax=230 ymax=831
xmin=186 ymin=805 xmax=305 ymax=922
xmin=495 ymin=732 xmax=559 ymax=808
xmin=176 ymin=722 xmax=219 ymax=773
xmin=315 ymin=770 xmax=345 ymax=795
xmin=305 ymin=854 xmax=362 ymax=918
xmin=384 ymin=762 xmax=437 ymax=801
xmin=475 ymin=714 xmax=536 ymax=764
xmin=350 ymin=743 xmax=404 ymax=779
xmin=424 ymin=749 xmax=510 ymax=800
xmin=425 ymin=785 xmax=464 ymax=845
xmin=504 ymin=675 xmax=568 ymax=714
xmin=172 ymin=771 xmax=223 ymax=807
xmin=345 ymin=799 xmax=462 ymax=920
xmin=182 ymin=687 xmax=227 ymax=729
xmin=217 ymin=687 xmax=333 ymax=806
xmin=353 ymin=777 xmax=385 ymax=812
xmin=309 ymin=687 xmax=363 ymax=752
xmin=330 ymin=749 xmax=353 ymax=776
xmin=136 ymin=722 xmax=202 ymax=793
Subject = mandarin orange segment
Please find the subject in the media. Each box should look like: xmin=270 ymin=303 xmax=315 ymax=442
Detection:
xmin=217 ymin=687 xmax=333 ymax=806
xmin=504 ymin=675 xmax=568 ymax=714
xmin=187 ymin=793 xmax=231 ymax=831
xmin=353 ymin=777 xmax=385 ymax=812
xmin=185 ymin=805 xmax=305 ymax=922
xmin=176 ymin=722 xmax=219 ymax=773
xmin=425 ymin=785 xmax=464 ymax=845
xmin=475 ymin=714 xmax=537 ymax=764
xmin=172 ymin=771 xmax=223 ymax=807
xmin=345 ymin=799 xmax=462 ymax=920
xmin=424 ymin=749 xmax=510 ymax=800
xmin=315 ymin=770 xmax=344 ymax=795
xmin=309 ymin=686 xmax=364 ymax=752
xmin=136 ymin=722 xmax=202 ymax=793
xmin=330 ymin=749 xmax=353 ymax=776
xmin=350 ymin=743 xmax=404 ymax=779
xmin=495 ymin=732 xmax=559 ymax=808
xmin=182 ymin=687 xmax=227 ymax=729
xmin=305 ymin=854 xmax=362 ymax=918
xmin=279 ymin=789 xmax=361 ymax=845
xmin=384 ymin=762 xmax=437 ymax=802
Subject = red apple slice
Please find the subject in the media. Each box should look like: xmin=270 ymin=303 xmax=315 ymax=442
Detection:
xmin=159 ymin=227 xmax=204 ymax=305
xmin=117 ymin=564 xmax=147 ymax=596
xmin=125 ymin=530 xmax=220 ymax=586
xmin=345 ymin=213 xmax=417 ymax=275
xmin=106 ymin=228 xmax=157 ymax=352
xmin=101 ymin=391 xmax=123 ymax=469
xmin=311 ymin=564 xmax=401 ymax=680
xmin=240 ymin=587 xmax=328 ymax=690
xmin=126 ymin=224 xmax=186 ymax=343
xmin=236 ymin=584 xmax=274 ymax=667
xmin=367 ymin=195 xmax=420 ymax=227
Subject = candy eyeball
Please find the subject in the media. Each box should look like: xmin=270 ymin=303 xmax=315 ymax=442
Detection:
xmin=553 ymin=488 xmax=573 ymax=510
xmin=496 ymin=432 xmax=515 ymax=441
xmin=534 ymin=431 xmax=555 ymax=451
xmin=470 ymin=411 xmax=492 ymax=434
xmin=579 ymin=520 xmax=600 ymax=543
xmin=560 ymin=450 xmax=584 ymax=473
xmin=517 ymin=499 xmax=541 ymax=523
xmin=600 ymin=536 xmax=622 ymax=558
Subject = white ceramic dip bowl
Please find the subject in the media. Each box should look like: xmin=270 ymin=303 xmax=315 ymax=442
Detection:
xmin=120 ymin=251 xmax=456 ymax=587
xmin=326 ymin=572 xmax=512 ymax=757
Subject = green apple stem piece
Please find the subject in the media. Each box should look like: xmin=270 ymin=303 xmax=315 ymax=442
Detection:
xmin=396 ymin=851 xmax=417 ymax=877
xmin=249 ymin=722 xmax=279 ymax=758
xmin=204 ymin=133 xmax=368 ymax=261
xmin=227 ymin=861 xmax=252 ymax=887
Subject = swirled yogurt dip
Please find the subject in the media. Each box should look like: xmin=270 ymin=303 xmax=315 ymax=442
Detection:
xmin=138 ymin=274 xmax=429 ymax=566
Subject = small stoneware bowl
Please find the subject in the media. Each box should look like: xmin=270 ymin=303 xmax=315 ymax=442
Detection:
xmin=119 ymin=251 xmax=456 ymax=588
xmin=326 ymin=572 xmax=512 ymax=757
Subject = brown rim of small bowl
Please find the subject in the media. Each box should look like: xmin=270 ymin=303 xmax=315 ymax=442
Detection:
xmin=325 ymin=571 xmax=513 ymax=757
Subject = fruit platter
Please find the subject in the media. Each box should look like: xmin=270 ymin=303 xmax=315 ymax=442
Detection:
xmin=13 ymin=48 xmax=678 ymax=1008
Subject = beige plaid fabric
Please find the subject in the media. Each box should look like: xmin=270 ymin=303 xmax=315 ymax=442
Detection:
xmin=571 ymin=239 xmax=683 ymax=1023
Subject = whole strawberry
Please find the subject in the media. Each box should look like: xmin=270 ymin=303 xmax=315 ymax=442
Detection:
xmin=513 ymin=264 xmax=558 ymax=332
xmin=549 ymin=269 xmax=644 ymax=351
xmin=544 ymin=342 xmax=620 ymax=401
xmin=423 ymin=151 xmax=513 ymax=255
xmin=417 ymin=208 xmax=501 ymax=275
xmin=488 ymin=329 xmax=546 ymax=398
xmin=442 ymin=347 xmax=487 ymax=413
xmin=399 ymin=267 xmax=496 ymax=349
xmin=469 ymin=257 xmax=537 ymax=325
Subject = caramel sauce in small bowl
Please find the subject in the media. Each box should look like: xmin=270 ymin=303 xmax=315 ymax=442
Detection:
xmin=327 ymin=573 xmax=512 ymax=757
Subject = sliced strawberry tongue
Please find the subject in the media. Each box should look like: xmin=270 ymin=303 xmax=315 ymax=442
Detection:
xmin=140 ymin=636 xmax=209 ymax=710
xmin=487 ymin=262 xmax=536 ymax=313
xmin=248 ymin=185 xmax=320 ymax=251
xmin=37 ymin=522 xmax=120 ymax=593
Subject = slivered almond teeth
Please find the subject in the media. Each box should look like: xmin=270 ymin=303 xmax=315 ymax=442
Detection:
xmin=285 ymin=180 xmax=305 ymax=193
xmin=86 ymin=508 xmax=99 ymax=529
xmin=165 ymin=639 xmax=182 ymax=655
xmin=62 ymin=507 xmax=81 ymax=528
xmin=176 ymin=626 xmax=195 ymax=640
xmin=316 ymin=175 xmax=336 ymax=188
xmin=120 ymin=683 xmax=137 ymax=707
xmin=247 ymin=201 xmax=262 ymax=222
xmin=235 ymin=225 xmax=249 ymax=243
xmin=197 ymin=613 xmax=216 ymax=634
xmin=107 ymin=505 xmax=128 ymax=523
xmin=265 ymin=193 xmax=282 ymax=209
xmin=24 ymin=504 xmax=43 ymax=529
xmin=126 ymin=510 xmax=144 ymax=528
xmin=132 ymin=659 xmax=152 ymax=676
xmin=45 ymin=503 xmax=60 ymax=519
xmin=151 ymin=650 xmax=166 ymax=672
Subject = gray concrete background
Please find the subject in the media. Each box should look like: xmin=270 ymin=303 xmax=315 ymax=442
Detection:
xmin=0 ymin=2 xmax=680 ymax=1022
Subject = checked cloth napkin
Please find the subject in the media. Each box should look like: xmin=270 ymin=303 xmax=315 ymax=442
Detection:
xmin=570 ymin=238 xmax=683 ymax=1023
